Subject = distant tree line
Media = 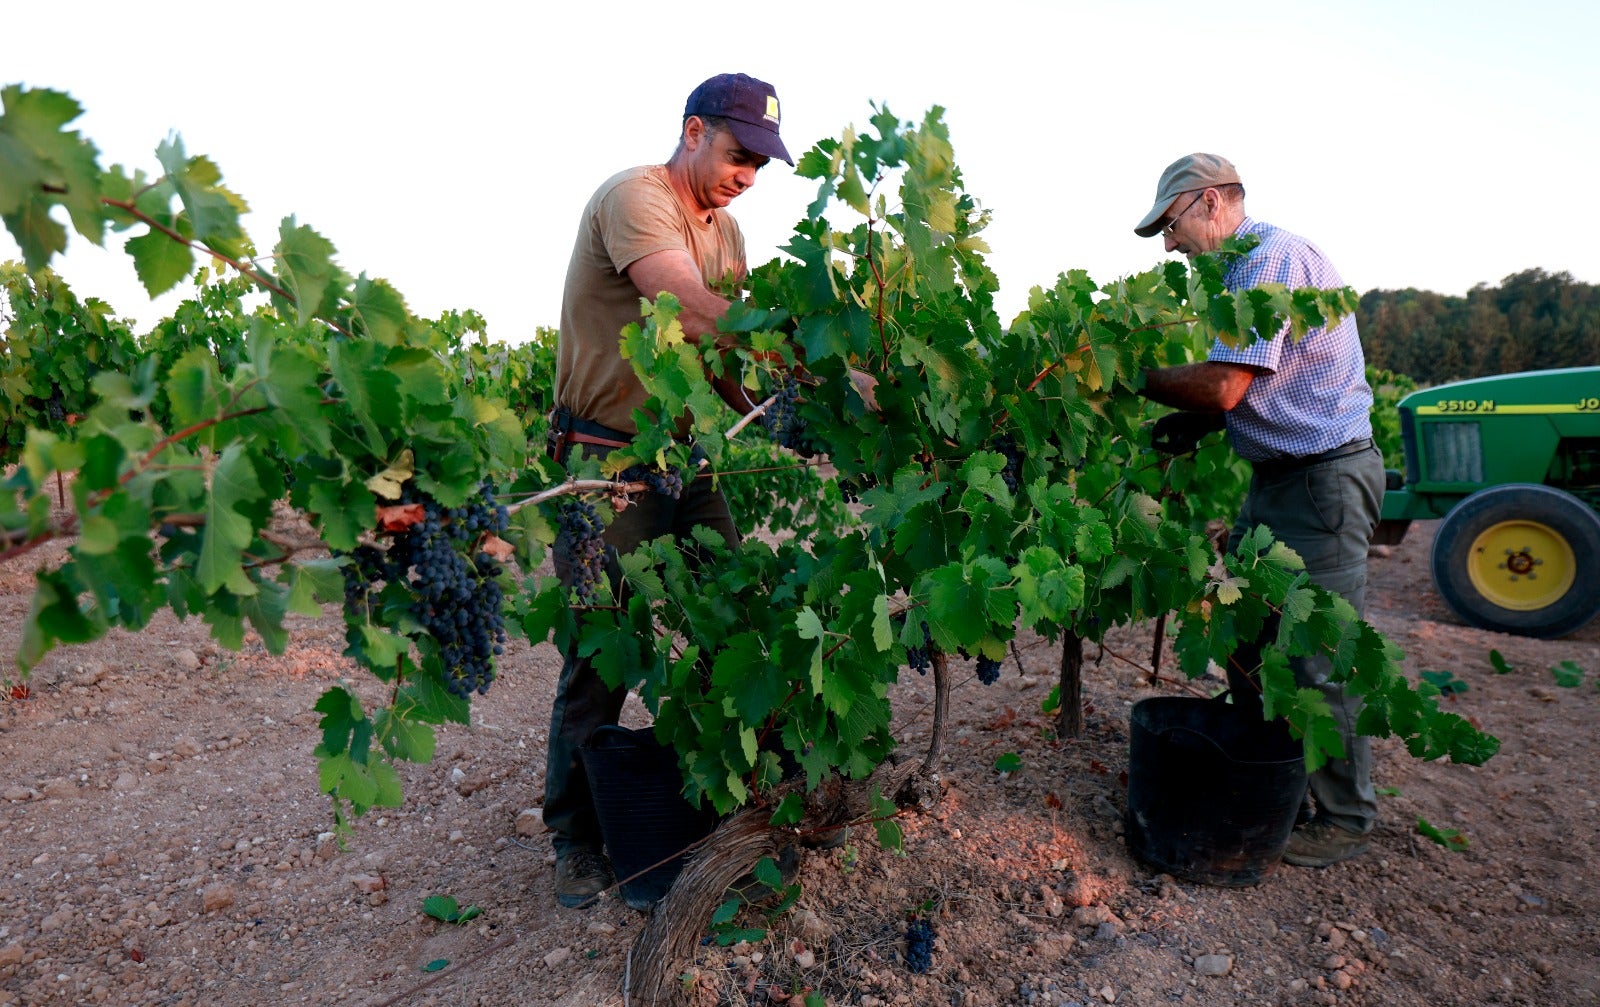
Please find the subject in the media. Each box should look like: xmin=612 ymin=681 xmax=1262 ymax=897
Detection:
xmin=1358 ymin=269 xmax=1600 ymax=385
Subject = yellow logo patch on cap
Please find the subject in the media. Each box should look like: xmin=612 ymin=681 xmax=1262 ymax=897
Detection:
xmin=765 ymin=95 xmax=780 ymax=123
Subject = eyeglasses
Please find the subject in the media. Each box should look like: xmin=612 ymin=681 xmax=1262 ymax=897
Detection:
xmin=1160 ymin=191 xmax=1207 ymax=237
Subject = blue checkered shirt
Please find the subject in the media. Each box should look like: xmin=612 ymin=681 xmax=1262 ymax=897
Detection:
xmin=1208 ymin=217 xmax=1373 ymax=462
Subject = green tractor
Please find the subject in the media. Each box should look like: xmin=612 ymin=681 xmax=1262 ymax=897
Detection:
xmin=1377 ymin=366 xmax=1600 ymax=638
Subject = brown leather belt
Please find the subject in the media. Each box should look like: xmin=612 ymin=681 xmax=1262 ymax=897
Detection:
xmin=547 ymin=408 xmax=633 ymax=462
xmin=558 ymin=430 xmax=630 ymax=449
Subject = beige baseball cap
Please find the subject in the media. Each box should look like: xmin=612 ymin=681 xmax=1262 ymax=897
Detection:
xmin=1133 ymin=153 xmax=1241 ymax=237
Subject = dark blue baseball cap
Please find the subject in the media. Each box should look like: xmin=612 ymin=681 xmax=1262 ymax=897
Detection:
xmin=684 ymin=73 xmax=793 ymax=166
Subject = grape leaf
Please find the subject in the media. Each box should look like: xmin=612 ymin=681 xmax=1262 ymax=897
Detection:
xmin=197 ymin=445 xmax=263 ymax=596
xmin=126 ymin=230 xmax=194 ymax=296
xmin=714 ymin=634 xmax=786 ymax=727
xmin=267 ymin=218 xmax=342 ymax=325
xmin=155 ymin=138 xmax=245 ymax=248
xmin=1416 ymin=817 xmax=1469 ymax=851
xmin=421 ymin=895 xmax=461 ymax=921
xmin=1420 ymin=669 xmax=1468 ymax=695
xmin=768 ymin=793 xmax=804 ymax=827
xmin=1551 ymin=660 xmax=1584 ymax=687
xmin=710 ymin=898 xmax=740 ymax=927
xmin=349 ymin=274 xmax=408 ymax=345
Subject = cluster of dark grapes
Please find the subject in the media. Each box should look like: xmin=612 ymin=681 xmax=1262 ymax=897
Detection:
xmin=836 ymin=473 xmax=876 ymax=504
xmin=420 ymin=487 xmax=509 ymax=695
xmin=339 ymin=482 xmax=511 ymax=699
xmin=975 ymin=654 xmax=1003 ymax=686
xmin=556 ymin=498 xmax=607 ymax=604
xmin=994 ymin=434 xmax=1024 ymax=493
xmin=404 ymin=482 xmax=510 ymax=697
xmin=904 ymin=918 xmax=935 ymax=974
xmin=619 ymin=464 xmax=684 ymax=500
xmin=28 ymin=391 xmax=68 ymax=425
xmin=904 ymin=620 xmax=933 ymax=676
xmin=341 ymin=544 xmax=399 ymax=617
xmin=761 ymin=373 xmax=809 ymax=452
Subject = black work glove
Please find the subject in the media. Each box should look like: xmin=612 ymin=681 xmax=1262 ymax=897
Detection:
xmin=1150 ymin=411 xmax=1226 ymax=454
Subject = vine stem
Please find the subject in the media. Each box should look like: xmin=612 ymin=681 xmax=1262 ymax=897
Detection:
xmin=506 ymin=478 xmax=648 ymax=514
xmin=1148 ymin=611 xmax=1168 ymax=684
xmin=694 ymin=460 xmax=821 ymax=480
xmin=507 ymin=450 xmax=755 ymax=514
xmin=1089 ymin=455 xmax=1168 ymax=510
xmin=1022 ymin=340 xmax=1094 ymax=395
xmin=0 ymin=532 xmax=57 ymax=566
xmin=923 ymin=649 xmax=951 ymax=771
xmin=98 ymin=196 xmax=354 ymax=339
xmin=724 ymin=392 xmax=778 ymax=438
xmin=748 ymin=681 xmax=806 ymax=794
xmin=866 ymin=214 xmax=890 ymax=358
xmin=0 ymin=402 xmax=275 ymax=565
xmin=1021 ymin=309 xmax=1199 ymax=395
xmin=1055 ymin=631 xmax=1085 ymax=739
xmin=1096 ymin=640 xmax=1209 ymax=697
xmin=125 ymin=390 xmax=270 ymax=486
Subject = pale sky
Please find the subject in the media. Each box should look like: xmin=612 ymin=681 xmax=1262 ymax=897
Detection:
xmin=5 ymin=0 xmax=1596 ymax=343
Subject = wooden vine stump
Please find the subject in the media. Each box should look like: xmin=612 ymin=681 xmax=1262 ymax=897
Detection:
xmin=1148 ymin=611 xmax=1168 ymax=684
xmin=623 ymin=806 xmax=782 ymax=1007
xmin=1055 ymin=630 xmax=1085 ymax=739
xmin=923 ymin=649 xmax=952 ymax=770
xmin=623 ymin=654 xmax=950 ymax=1006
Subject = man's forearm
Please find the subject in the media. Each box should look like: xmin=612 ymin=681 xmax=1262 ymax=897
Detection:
xmin=1140 ymin=361 xmax=1257 ymax=412
xmin=627 ymin=249 xmax=737 ymax=348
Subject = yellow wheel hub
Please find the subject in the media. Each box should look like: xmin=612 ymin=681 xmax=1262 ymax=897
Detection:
xmin=1467 ymin=519 xmax=1576 ymax=611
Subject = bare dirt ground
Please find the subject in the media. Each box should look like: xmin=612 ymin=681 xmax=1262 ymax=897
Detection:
xmin=2 ymin=519 xmax=1597 ymax=1007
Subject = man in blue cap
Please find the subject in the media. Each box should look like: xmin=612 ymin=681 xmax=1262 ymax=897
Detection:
xmin=1133 ymin=153 xmax=1384 ymax=869
xmin=543 ymin=73 xmax=793 ymax=908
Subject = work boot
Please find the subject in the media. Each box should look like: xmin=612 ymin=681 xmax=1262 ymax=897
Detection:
xmin=554 ymin=849 xmax=614 ymax=908
xmin=1282 ymin=818 xmax=1370 ymax=867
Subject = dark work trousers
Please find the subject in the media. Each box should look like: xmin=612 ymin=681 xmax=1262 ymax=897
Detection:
xmin=1225 ymin=443 xmax=1385 ymax=836
xmin=543 ymin=444 xmax=740 ymax=858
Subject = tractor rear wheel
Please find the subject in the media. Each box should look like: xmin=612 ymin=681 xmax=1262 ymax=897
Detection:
xmin=1430 ymin=483 xmax=1600 ymax=638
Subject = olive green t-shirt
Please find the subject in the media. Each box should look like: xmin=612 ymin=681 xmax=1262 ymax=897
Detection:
xmin=555 ymin=164 xmax=746 ymax=434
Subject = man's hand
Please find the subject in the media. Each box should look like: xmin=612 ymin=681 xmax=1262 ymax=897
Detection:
xmin=1150 ymin=410 xmax=1225 ymax=454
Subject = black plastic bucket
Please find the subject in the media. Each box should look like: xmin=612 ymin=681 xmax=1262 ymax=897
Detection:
xmin=580 ymin=725 xmax=720 ymax=909
xmin=1125 ymin=696 xmax=1307 ymax=887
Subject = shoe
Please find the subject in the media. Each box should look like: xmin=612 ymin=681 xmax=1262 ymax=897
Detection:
xmin=554 ymin=849 xmax=614 ymax=908
xmin=1282 ymin=818 xmax=1370 ymax=868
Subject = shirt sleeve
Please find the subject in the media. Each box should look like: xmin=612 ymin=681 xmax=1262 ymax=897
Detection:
xmin=594 ymin=175 xmax=687 ymax=276
xmin=1208 ymin=245 xmax=1304 ymax=373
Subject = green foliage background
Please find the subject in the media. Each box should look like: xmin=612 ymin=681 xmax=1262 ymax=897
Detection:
xmin=1359 ymin=269 xmax=1600 ymax=385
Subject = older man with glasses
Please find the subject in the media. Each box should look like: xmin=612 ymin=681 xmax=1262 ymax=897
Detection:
xmin=1132 ymin=153 xmax=1386 ymax=869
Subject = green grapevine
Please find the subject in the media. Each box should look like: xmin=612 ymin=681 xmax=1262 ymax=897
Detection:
xmin=1 ymin=264 xmax=141 ymax=467
xmin=0 ymin=85 xmax=1494 ymax=839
